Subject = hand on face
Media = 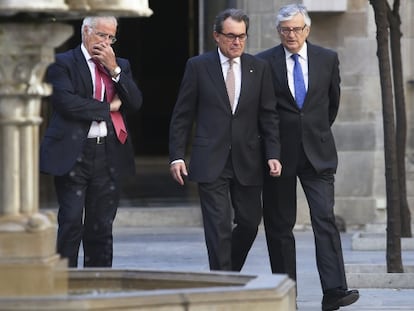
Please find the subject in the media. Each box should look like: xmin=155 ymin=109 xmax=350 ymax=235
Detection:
xmin=84 ymin=21 xmax=118 ymax=70
xmin=91 ymin=42 xmax=116 ymax=67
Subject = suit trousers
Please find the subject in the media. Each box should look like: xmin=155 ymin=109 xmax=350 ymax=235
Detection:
xmin=54 ymin=138 xmax=120 ymax=267
xmin=198 ymin=155 xmax=262 ymax=271
xmin=262 ymin=145 xmax=348 ymax=292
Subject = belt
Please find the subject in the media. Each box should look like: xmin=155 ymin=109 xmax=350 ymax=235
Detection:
xmin=87 ymin=136 xmax=106 ymax=144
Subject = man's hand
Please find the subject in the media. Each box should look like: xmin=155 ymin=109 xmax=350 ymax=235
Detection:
xmin=110 ymin=95 xmax=122 ymax=111
xmin=91 ymin=42 xmax=118 ymax=73
xmin=170 ymin=161 xmax=188 ymax=186
xmin=268 ymin=159 xmax=282 ymax=177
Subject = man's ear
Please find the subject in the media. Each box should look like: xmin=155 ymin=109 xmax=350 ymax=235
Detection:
xmin=213 ymin=31 xmax=220 ymax=44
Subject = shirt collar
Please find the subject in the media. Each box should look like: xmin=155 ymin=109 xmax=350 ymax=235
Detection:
xmin=217 ymin=48 xmax=240 ymax=66
xmin=284 ymin=41 xmax=308 ymax=61
xmin=81 ymin=44 xmax=94 ymax=62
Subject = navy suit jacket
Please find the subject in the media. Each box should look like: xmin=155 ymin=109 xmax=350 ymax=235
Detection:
xmin=257 ymin=42 xmax=340 ymax=176
xmin=40 ymin=46 xmax=142 ymax=178
xmin=169 ymin=50 xmax=280 ymax=185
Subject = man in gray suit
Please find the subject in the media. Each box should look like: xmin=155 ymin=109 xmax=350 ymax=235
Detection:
xmin=169 ymin=8 xmax=282 ymax=272
xmin=256 ymin=4 xmax=359 ymax=311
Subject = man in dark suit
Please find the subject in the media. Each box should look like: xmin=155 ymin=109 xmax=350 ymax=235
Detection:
xmin=40 ymin=16 xmax=142 ymax=267
xmin=169 ymin=8 xmax=282 ymax=272
xmin=256 ymin=4 xmax=359 ymax=311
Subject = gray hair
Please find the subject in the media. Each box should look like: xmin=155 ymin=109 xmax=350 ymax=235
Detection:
xmin=213 ymin=8 xmax=249 ymax=34
xmin=275 ymin=4 xmax=311 ymax=28
xmin=81 ymin=16 xmax=118 ymax=41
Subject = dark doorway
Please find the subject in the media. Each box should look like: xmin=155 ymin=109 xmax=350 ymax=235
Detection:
xmin=119 ymin=0 xmax=199 ymax=156
xmin=117 ymin=0 xmax=199 ymax=205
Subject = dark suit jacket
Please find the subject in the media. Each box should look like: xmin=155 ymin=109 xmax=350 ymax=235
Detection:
xmin=169 ymin=50 xmax=280 ymax=186
xmin=257 ymin=42 xmax=340 ymax=176
xmin=40 ymin=46 xmax=142 ymax=178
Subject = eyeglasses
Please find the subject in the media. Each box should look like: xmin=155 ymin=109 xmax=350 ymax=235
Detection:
xmin=94 ymin=31 xmax=117 ymax=44
xmin=219 ymin=32 xmax=248 ymax=42
xmin=278 ymin=25 xmax=307 ymax=36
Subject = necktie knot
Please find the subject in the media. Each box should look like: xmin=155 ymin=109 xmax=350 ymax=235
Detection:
xmin=291 ymin=53 xmax=299 ymax=62
xmin=92 ymin=59 xmax=110 ymax=77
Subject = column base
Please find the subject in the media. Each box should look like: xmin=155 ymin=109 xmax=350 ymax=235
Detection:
xmin=0 ymin=214 xmax=68 ymax=296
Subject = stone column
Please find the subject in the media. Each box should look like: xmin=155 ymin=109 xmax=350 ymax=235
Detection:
xmin=0 ymin=21 xmax=73 ymax=297
xmin=0 ymin=0 xmax=152 ymax=297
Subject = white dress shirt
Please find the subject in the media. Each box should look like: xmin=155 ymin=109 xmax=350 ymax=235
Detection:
xmin=284 ymin=42 xmax=309 ymax=98
xmin=218 ymin=48 xmax=241 ymax=114
xmin=81 ymin=44 xmax=108 ymax=138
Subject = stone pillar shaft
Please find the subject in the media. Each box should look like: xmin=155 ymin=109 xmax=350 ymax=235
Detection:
xmin=0 ymin=24 xmax=71 ymax=217
xmin=0 ymin=22 xmax=72 ymax=297
xmin=0 ymin=0 xmax=152 ymax=298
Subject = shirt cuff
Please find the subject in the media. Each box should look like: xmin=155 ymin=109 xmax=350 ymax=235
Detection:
xmin=111 ymin=74 xmax=120 ymax=82
xmin=170 ymin=159 xmax=184 ymax=165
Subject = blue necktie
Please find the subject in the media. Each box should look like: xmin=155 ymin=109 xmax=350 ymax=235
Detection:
xmin=292 ymin=54 xmax=306 ymax=109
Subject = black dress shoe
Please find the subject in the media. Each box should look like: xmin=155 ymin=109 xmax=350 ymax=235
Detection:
xmin=322 ymin=289 xmax=359 ymax=310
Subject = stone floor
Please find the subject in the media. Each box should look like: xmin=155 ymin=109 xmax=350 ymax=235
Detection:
xmin=41 ymin=156 xmax=414 ymax=310
xmin=94 ymin=225 xmax=414 ymax=311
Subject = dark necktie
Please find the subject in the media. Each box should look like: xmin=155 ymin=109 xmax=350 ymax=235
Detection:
xmin=292 ymin=54 xmax=306 ymax=109
xmin=93 ymin=60 xmax=128 ymax=144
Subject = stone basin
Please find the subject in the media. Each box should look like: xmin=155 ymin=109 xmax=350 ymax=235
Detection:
xmin=0 ymin=269 xmax=296 ymax=310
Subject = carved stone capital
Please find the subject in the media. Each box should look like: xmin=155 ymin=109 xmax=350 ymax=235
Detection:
xmin=66 ymin=0 xmax=153 ymax=17
xmin=0 ymin=0 xmax=68 ymax=16
xmin=0 ymin=23 xmax=72 ymax=97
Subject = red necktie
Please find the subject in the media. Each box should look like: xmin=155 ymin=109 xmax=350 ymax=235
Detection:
xmin=93 ymin=60 xmax=128 ymax=144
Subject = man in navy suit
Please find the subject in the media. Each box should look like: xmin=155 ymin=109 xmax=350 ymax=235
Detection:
xmin=40 ymin=16 xmax=142 ymax=267
xmin=257 ymin=4 xmax=359 ymax=310
xmin=169 ymin=8 xmax=282 ymax=272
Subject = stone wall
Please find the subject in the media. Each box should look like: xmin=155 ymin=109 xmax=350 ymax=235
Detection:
xmin=239 ymin=0 xmax=414 ymax=228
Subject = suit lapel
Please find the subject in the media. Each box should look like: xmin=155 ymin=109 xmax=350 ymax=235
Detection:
xmin=272 ymin=45 xmax=288 ymax=89
xmin=204 ymin=51 xmax=229 ymax=103
xmin=236 ymin=54 xmax=255 ymax=113
xmin=269 ymin=45 xmax=297 ymax=106
xmin=306 ymin=42 xmax=320 ymax=102
xmin=74 ymin=46 xmax=94 ymax=97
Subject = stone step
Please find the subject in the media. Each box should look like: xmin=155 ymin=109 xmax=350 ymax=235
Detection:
xmin=352 ymin=231 xmax=414 ymax=251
